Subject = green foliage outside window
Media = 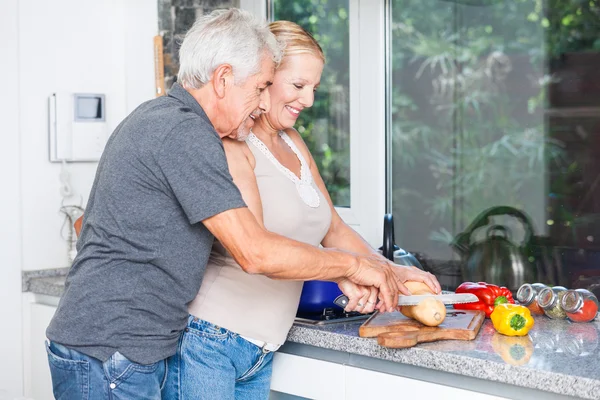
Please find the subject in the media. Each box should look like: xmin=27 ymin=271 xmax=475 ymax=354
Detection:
xmin=390 ymin=0 xmax=600 ymax=251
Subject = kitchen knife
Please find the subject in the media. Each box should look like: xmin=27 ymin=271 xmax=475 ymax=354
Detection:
xmin=397 ymin=293 xmax=478 ymax=305
xmin=333 ymin=292 xmax=478 ymax=309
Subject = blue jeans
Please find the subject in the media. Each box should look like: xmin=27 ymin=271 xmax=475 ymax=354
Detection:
xmin=163 ymin=316 xmax=275 ymax=400
xmin=46 ymin=341 xmax=167 ymax=399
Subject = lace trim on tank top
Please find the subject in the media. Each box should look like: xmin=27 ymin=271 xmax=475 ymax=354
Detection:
xmin=247 ymin=131 xmax=320 ymax=208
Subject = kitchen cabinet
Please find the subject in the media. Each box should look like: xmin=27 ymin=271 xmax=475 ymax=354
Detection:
xmin=270 ymin=353 xmax=508 ymax=400
xmin=345 ymin=366 xmax=507 ymax=400
xmin=270 ymin=353 xmax=346 ymax=399
xmin=22 ymin=293 xmax=59 ymax=400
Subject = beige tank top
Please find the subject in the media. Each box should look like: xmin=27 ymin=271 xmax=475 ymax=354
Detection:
xmin=188 ymin=131 xmax=332 ymax=345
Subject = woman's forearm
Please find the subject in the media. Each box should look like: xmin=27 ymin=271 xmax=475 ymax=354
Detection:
xmin=321 ymin=218 xmax=384 ymax=259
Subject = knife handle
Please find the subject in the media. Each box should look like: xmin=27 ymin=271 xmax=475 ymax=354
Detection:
xmin=333 ymin=294 xmax=349 ymax=309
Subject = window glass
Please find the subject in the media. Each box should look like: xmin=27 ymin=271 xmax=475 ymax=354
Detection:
xmin=390 ymin=0 xmax=600 ymax=294
xmin=272 ymin=0 xmax=351 ymax=206
xmin=157 ymin=0 xmax=240 ymax=90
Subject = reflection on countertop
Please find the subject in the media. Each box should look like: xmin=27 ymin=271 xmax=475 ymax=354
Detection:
xmin=24 ymin=269 xmax=600 ymax=399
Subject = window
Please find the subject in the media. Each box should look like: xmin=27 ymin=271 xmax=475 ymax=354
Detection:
xmin=390 ymin=0 xmax=600 ymax=294
xmin=271 ymin=0 xmax=351 ymax=207
xmin=158 ymin=0 xmax=241 ymax=90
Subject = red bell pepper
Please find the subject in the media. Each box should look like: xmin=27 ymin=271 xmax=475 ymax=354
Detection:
xmin=453 ymin=282 xmax=515 ymax=317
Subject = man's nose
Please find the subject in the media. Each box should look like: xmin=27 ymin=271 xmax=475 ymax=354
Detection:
xmin=259 ymin=89 xmax=271 ymax=113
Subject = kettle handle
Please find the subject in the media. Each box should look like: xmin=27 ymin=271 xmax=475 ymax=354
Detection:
xmin=486 ymin=224 xmax=511 ymax=240
xmin=452 ymin=206 xmax=535 ymax=249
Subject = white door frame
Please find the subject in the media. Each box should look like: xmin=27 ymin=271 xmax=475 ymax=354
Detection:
xmin=0 ymin=0 xmax=24 ymax=396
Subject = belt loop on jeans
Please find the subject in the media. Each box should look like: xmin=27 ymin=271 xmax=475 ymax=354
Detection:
xmin=240 ymin=335 xmax=281 ymax=353
xmin=261 ymin=343 xmax=269 ymax=354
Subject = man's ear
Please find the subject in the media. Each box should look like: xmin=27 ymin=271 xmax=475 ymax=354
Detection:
xmin=212 ymin=64 xmax=234 ymax=99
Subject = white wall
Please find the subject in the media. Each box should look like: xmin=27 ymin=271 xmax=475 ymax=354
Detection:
xmin=0 ymin=0 xmax=25 ymax=396
xmin=18 ymin=0 xmax=157 ymax=271
xmin=0 ymin=0 xmax=156 ymax=396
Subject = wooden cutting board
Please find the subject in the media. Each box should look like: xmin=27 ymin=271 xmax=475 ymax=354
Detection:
xmin=359 ymin=309 xmax=485 ymax=348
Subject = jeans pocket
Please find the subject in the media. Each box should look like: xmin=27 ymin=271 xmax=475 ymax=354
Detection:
xmin=46 ymin=342 xmax=90 ymax=400
xmin=159 ymin=358 xmax=169 ymax=391
xmin=186 ymin=318 xmax=229 ymax=340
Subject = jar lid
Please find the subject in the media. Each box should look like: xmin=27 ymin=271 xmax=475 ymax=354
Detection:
xmin=537 ymin=287 xmax=556 ymax=309
xmin=561 ymin=290 xmax=583 ymax=313
xmin=516 ymin=284 xmax=535 ymax=305
xmin=531 ymin=283 xmax=548 ymax=291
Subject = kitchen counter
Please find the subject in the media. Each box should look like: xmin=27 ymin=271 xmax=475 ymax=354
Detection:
xmin=283 ymin=317 xmax=599 ymax=399
xmin=24 ymin=270 xmax=600 ymax=399
xmin=22 ymin=268 xmax=69 ymax=298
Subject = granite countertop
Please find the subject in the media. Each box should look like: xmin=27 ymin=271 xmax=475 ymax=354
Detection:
xmin=24 ymin=269 xmax=600 ymax=399
xmin=22 ymin=268 xmax=69 ymax=297
xmin=286 ymin=316 xmax=600 ymax=399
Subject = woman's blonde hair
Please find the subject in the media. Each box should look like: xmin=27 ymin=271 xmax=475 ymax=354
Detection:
xmin=269 ymin=20 xmax=325 ymax=66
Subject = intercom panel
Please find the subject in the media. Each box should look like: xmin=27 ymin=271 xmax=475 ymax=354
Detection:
xmin=48 ymin=92 xmax=109 ymax=162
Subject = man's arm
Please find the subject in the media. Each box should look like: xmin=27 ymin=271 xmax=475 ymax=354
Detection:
xmin=219 ymin=139 xmax=393 ymax=313
xmin=218 ymin=140 xmax=360 ymax=281
xmin=202 ymin=207 xmax=399 ymax=312
xmin=204 ymin=138 xmax=400 ymax=312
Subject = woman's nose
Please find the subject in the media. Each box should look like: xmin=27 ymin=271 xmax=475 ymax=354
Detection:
xmin=259 ymin=89 xmax=271 ymax=113
xmin=300 ymin=89 xmax=314 ymax=108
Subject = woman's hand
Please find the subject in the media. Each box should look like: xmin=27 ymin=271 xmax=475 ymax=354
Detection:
xmin=337 ymin=279 xmax=379 ymax=314
xmin=393 ymin=265 xmax=441 ymax=295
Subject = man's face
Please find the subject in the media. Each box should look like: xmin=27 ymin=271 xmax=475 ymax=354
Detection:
xmin=224 ymin=54 xmax=275 ymax=141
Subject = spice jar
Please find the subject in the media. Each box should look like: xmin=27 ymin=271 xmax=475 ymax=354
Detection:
xmin=561 ymin=289 xmax=599 ymax=323
xmin=516 ymin=283 xmax=548 ymax=315
xmin=537 ymin=286 xmax=568 ymax=319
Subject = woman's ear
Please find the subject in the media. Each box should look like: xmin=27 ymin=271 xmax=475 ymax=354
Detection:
xmin=212 ymin=64 xmax=234 ymax=99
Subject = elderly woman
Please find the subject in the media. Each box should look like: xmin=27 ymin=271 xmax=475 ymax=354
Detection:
xmin=164 ymin=20 xmax=441 ymax=399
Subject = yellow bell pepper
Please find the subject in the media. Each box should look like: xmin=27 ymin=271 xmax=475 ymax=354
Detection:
xmin=490 ymin=303 xmax=534 ymax=336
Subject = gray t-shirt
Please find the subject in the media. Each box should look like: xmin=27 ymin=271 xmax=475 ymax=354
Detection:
xmin=46 ymin=83 xmax=246 ymax=364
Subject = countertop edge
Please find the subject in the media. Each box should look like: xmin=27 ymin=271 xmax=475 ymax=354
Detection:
xmin=22 ymin=268 xmax=69 ymax=295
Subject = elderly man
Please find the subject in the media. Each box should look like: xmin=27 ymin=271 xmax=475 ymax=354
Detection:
xmin=46 ymin=8 xmax=438 ymax=400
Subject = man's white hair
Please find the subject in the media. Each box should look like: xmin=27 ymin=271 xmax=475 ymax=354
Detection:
xmin=177 ymin=8 xmax=283 ymax=89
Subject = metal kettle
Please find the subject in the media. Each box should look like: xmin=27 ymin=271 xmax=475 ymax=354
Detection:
xmin=381 ymin=214 xmax=424 ymax=269
xmin=450 ymin=206 xmax=538 ymax=293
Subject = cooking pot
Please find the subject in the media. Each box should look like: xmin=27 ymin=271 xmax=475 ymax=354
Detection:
xmin=297 ymin=280 xmax=343 ymax=315
xmin=297 ymin=213 xmax=422 ymax=315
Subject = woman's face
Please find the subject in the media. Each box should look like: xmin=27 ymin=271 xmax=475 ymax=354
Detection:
xmin=262 ymin=53 xmax=324 ymax=131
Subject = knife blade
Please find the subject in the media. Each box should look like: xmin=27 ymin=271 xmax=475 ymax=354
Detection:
xmin=397 ymin=293 xmax=478 ymax=305
xmin=333 ymin=292 xmax=478 ymax=309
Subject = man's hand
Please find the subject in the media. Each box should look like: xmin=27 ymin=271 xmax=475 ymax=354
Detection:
xmin=393 ymin=265 xmax=442 ymax=295
xmin=345 ymin=255 xmax=400 ymax=312
xmin=336 ymin=279 xmax=379 ymax=314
